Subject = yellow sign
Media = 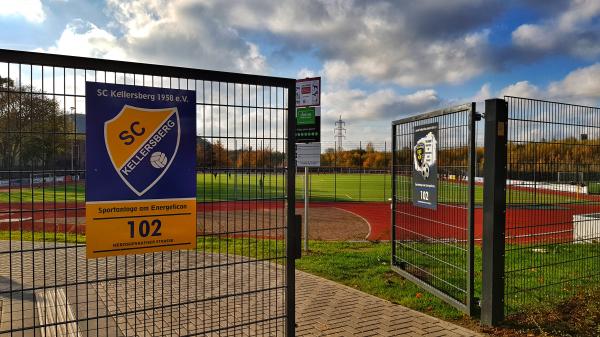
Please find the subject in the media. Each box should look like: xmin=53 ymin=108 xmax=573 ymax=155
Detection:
xmin=85 ymin=82 xmax=197 ymax=258
xmin=86 ymin=199 xmax=196 ymax=258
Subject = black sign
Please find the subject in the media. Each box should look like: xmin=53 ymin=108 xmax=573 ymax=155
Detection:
xmin=412 ymin=123 xmax=438 ymax=209
xmin=295 ymin=106 xmax=321 ymax=143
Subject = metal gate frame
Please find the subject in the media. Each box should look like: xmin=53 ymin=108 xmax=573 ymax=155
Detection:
xmin=391 ymin=103 xmax=478 ymax=316
xmin=0 ymin=49 xmax=299 ymax=336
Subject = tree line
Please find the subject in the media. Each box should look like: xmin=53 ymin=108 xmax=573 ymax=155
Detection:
xmin=196 ymin=141 xmax=393 ymax=169
xmin=506 ymin=139 xmax=600 ymax=176
xmin=196 ymin=139 xmax=286 ymax=169
xmin=320 ymin=143 xmax=390 ymax=169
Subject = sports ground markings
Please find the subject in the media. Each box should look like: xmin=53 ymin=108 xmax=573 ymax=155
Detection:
xmin=329 ymin=207 xmax=373 ymax=240
xmin=0 ymin=218 xmax=33 ymax=224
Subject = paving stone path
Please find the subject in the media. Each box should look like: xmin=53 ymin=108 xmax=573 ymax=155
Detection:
xmin=296 ymin=272 xmax=480 ymax=337
xmin=0 ymin=241 xmax=479 ymax=336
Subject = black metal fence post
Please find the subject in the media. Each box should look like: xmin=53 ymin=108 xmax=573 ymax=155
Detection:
xmin=467 ymin=102 xmax=477 ymax=316
xmin=481 ymin=98 xmax=508 ymax=326
xmin=286 ymin=82 xmax=297 ymax=337
xmin=390 ymin=126 xmax=397 ymax=264
xmin=384 ymin=141 xmax=387 ymax=202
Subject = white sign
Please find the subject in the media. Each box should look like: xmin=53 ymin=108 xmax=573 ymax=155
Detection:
xmin=296 ymin=142 xmax=321 ymax=167
xmin=413 ymin=131 xmax=438 ymax=180
xmin=296 ymin=77 xmax=320 ymax=107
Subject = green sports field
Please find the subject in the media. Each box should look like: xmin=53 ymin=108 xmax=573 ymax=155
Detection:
xmin=0 ymin=173 xmax=578 ymax=203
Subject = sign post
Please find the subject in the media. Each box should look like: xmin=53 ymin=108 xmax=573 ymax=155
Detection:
xmin=304 ymin=166 xmax=309 ymax=251
xmin=296 ymin=142 xmax=320 ymax=251
xmin=296 ymin=77 xmax=321 ymax=251
xmin=85 ymin=82 xmax=196 ymax=258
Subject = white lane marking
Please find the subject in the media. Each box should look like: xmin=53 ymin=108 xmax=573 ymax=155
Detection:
xmin=0 ymin=216 xmax=33 ymax=223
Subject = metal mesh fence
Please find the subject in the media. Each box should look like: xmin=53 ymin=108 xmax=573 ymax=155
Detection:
xmin=0 ymin=50 xmax=295 ymax=336
xmin=504 ymin=96 xmax=600 ymax=316
xmin=391 ymin=104 xmax=476 ymax=314
xmin=298 ymin=141 xmax=391 ymax=202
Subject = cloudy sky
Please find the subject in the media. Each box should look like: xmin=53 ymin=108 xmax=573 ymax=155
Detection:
xmin=2 ymin=0 xmax=600 ymax=144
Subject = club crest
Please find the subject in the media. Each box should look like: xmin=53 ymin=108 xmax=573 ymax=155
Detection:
xmin=104 ymin=105 xmax=180 ymax=196
xmin=413 ymin=131 xmax=437 ymax=180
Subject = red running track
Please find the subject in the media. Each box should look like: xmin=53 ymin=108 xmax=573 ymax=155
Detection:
xmin=0 ymin=201 xmax=391 ymax=240
xmin=0 ymin=200 xmax=597 ymax=243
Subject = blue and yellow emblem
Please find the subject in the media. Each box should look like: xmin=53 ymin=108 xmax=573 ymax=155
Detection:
xmin=105 ymin=105 xmax=180 ymax=196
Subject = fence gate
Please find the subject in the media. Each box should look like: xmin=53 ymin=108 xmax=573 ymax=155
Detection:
xmin=391 ymin=103 xmax=478 ymax=315
xmin=0 ymin=49 xmax=298 ymax=336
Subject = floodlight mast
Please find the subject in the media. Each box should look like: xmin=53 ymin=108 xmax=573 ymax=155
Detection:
xmin=334 ymin=115 xmax=346 ymax=151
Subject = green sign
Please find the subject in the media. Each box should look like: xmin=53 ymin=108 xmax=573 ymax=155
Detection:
xmin=295 ymin=106 xmax=321 ymax=143
xmin=297 ymin=107 xmax=316 ymax=125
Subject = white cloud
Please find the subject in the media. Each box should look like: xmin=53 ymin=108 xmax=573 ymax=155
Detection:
xmin=296 ymin=68 xmax=316 ymax=79
xmin=317 ymin=86 xmax=442 ymax=143
xmin=103 ymin=0 xmax=267 ymax=73
xmin=512 ymin=24 xmax=556 ymax=50
xmin=481 ymin=63 xmax=600 ymax=106
xmin=0 ymin=0 xmax=45 ymax=23
xmin=471 ymin=83 xmax=492 ymax=103
xmin=39 ymin=0 xmax=267 ymax=74
xmin=208 ymin=0 xmax=499 ymax=87
xmin=312 ymin=52 xmax=443 ymax=142
xmin=235 ymin=43 xmax=267 ymax=74
xmin=548 ymin=63 xmax=600 ymax=103
xmin=105 ymin=0 xmax=166 ymax=39
xmin=512 ymin=0 xmax=600 ymax=58
xmin=39 ymin=20 xmax=125 ymax=59
xmin=500 ymin=81 xmax=543 ymax=99
xmin=305 ymin=56 xmax=442 ymax=130
xmin=322 ymin=87 xmax=440 ymax=122
xmin=322 ymin=61 xmax=352 ymax=90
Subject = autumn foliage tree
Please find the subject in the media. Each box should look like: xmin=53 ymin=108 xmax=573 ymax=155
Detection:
xmin=197 ymin=139 xmax=232 ymax=168
xmin=0 ymin=78 xmax=72 ymax=172
xmin=235 ymin=146 xmax=283 ymax=168
xmin=507 ymin=138 xmax=600 ymax=178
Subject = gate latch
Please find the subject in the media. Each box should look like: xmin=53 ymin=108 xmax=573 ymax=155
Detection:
xmin=291 ymin=215 xmax=302 ymax=259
